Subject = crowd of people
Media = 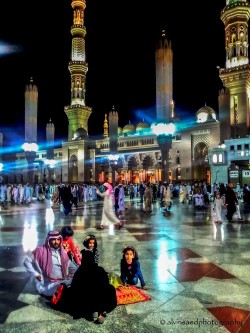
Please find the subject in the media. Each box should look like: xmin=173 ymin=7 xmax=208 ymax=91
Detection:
xmin=23 ymin=228 xmax=147 ymax=324
xmin=1 ymin=178 xmax=247 ymax=225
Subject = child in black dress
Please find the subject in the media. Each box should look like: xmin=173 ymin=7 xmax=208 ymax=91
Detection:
xmin=82 ymin=234 xmax=99 ymax=264
xmin=120 ymin=246 xmax=147 ymax=290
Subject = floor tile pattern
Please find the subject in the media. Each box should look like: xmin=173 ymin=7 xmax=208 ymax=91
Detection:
xmin=0 ymin=198 xmax=250 ymax=332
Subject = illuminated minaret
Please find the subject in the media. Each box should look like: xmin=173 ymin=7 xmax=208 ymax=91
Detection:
xmin=103 ymin=114 xmax=108 ymax=138
xmin=46 ymin=119 xmax=55 ymax=184
xmin=108 ymin=106 xmax=119 ymax=185
xmin=64 ymin=0 xmax=92 ymax=141
xmin=154 ymin=30 xmax=174 ymax=183
xmin=219 ymin=0 xmax=250 ymax=140
xmin=25 ymin=77 xmax=38 ymax=144
xmin=46 ymin=119 xmax=55 ymax=161
xmin=155 ymin=30 xmax=173 ymax=123
xmin=23 ymin=78 xmax=38 ymax=185
xmin=109 ymin=106 xmax=118 ymax=154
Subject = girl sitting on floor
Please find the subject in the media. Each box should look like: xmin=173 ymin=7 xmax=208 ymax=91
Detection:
xmin=120 ymin=246 xmax=147 ymax=290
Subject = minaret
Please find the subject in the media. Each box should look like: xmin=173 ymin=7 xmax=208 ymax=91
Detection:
xmin=25 ymin=77 xmax=38 ymax=144
xmin=108 ymin=106 xmax=119 ymax=185
xmin=46 ymin=119 xmax=55 ymax=161
xmin=219 ymin=0 xmax=250 ymax=139
xmin=23 ymin=78 xmax=38 ymax=185
xmin=103 ymin=114 xmax=108 ymax=138
xmin=64 ymin=0 xmax=92 ymax=141
xmin=46 ymin=119 xmax=55 ymax=184
xmin=155 ymin=30 xmax=173 ymax=123
xmin=109 ymin=106 xmax=118 ymax=154
xmin=154 ymin=30 xmax=174 ymax=183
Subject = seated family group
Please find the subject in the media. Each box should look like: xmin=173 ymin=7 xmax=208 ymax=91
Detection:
xmin=23 ymin=227 xmax=147 ymax=324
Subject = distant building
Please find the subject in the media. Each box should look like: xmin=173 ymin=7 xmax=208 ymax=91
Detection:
xmin=10 ymin=1 xmax=250 ymax=187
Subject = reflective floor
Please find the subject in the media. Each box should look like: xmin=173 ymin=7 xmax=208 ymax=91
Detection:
xmin=1 ymin=198 xmax=250 ymax=333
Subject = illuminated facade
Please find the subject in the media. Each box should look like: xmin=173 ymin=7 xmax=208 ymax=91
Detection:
xmin=11 ymin=0 xmax=225 ymax=186
xmin=210 ymin=0 xmax=250 ymax=186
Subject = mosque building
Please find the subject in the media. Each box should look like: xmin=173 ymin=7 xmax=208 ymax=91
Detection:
xmin=7 ymin=0 xmax=250 ymax=187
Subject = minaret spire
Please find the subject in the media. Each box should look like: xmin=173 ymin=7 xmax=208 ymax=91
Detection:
xmin=155 ymin=29 xmax=173 ymax=124
xmin=64 ymin=0 xmax=92 ymax=141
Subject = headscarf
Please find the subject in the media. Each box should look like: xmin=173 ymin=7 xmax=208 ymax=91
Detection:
xmin=32 ymin=230 xmax=69 ymax=279
xmin=80 ymin=250 xmax=97 ymax=270
xmin=103 ymin=182 xmax=113 ymax=195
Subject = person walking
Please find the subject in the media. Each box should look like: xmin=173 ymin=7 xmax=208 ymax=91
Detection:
xmin=225 ymin=183 xmax=238 ymax=222
xmin=143 ymin=184 xmax=153 ymax=212
xmin=213 ymin=193 xmax=224 ymax=224
xmin=96 ymin=182 xmax=123 ymax=230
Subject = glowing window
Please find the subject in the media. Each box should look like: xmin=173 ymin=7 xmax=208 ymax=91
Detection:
xmin=218 ymin=154 xmax=223 ymax=163
xmin=212 ymin=154 xmax=218 ymax=163
xmin=197 ymin=112 xmax=207 ymax=123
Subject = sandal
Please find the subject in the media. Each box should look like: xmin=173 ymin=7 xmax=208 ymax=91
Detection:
xmin=96 ymin=225 xmax=104 ymax=230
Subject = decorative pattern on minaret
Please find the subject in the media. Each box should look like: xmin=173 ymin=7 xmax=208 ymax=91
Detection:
xmin=103 ymin=114 xmax=108 ymax=138
xmin=25 ymin=77 xmax=38 ymax=144
xmin=64 ymin=0 xmax=92 ymax=141
xmin=219 ymin=1 xmax=250 ymax=139
xmin=221 ymin=0 xmax=250 ymax=69
xmin=155 ymin=30 xmax=173 ymax=124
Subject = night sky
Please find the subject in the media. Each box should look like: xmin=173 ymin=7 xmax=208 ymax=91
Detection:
xmin=0 ymin=0 xmax=226 ymax=147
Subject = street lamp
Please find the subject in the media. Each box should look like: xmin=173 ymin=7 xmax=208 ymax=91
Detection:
xmin=22 ymin=142 xmax=39 ymax=185
xmin=108 ymin=154 xmax=119 ymax=186
xmin=151 ymin=122 xmax=176 ymax=183
xmin=44 ymin=159 xmax=56 ymax=185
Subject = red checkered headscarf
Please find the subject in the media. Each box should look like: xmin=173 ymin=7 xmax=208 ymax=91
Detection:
xmin=32 ymin=230 xmax=69 ymax=279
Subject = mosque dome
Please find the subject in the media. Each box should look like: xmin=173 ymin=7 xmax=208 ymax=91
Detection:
xmin=136 ymin=121 xmax=150 ymax=132
xmin=123 ymin=122 xmax=135 ymax=134
xmin=196 ymin=105 xmax=216 ymax=123
xmin=73 ymin=127 xmax=88 ymax=140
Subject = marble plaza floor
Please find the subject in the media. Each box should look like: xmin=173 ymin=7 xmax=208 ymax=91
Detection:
xmin=0 ymin=197 xmax=250 ymax=333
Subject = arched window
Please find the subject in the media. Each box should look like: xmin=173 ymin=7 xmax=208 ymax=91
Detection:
xmin=212 ymin=154 xmax=218 ymax=163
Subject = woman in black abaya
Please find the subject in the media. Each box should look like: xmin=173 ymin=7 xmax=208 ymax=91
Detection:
xmin=70 ymin=250 xmax=117 ymax=324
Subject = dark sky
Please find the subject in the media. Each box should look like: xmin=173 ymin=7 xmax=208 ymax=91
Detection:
xmin=0 ymin=0 xmax=226 ymax=147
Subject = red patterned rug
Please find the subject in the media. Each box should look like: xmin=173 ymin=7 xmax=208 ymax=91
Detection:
xmin=116 ymin=285 xmax=151 ymax=305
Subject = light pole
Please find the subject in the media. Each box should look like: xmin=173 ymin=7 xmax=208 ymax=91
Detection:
xmin=108 ymin=154 xmax=119 ymax=186
xmin=151 ymin=122 xmax=176 ymax=183
xmin=22 ymin=143 xmax=38 ymax=185
xmin=44 ymin=159 xmax=56 ymax=185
